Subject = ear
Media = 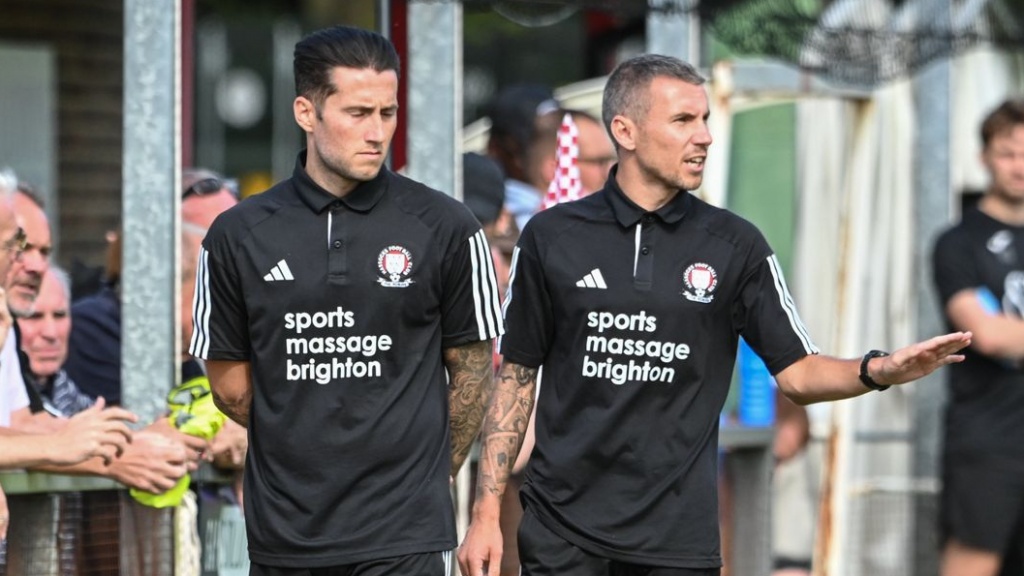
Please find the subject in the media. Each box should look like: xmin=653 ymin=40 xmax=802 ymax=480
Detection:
xmin=610 ymin=115 xmax=637 ymax=152
xmin=294 ymin=96 xmax=316 ymax=134
xmin=540 ymin=155 xmax=557 ymax=189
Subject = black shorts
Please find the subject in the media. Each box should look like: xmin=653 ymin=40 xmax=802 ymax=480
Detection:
xmin=249 ymin=551 xmax=453 ymax=576
xmin=941 ymin=450 xmax=1024 ymax=556
xmin=517 ymin=505 xmax=719 ymax=576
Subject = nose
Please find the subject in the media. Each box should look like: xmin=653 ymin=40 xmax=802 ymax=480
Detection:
xmin=366 ymin=113 xmax=386 ymax=144
xmin=40 ymin=315 xmax=59 ymax=339
xmin=694 ymin=120 xmax=713 ymax=147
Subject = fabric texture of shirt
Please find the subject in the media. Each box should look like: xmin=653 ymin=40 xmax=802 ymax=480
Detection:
xmin=34 ymin=369 xmax=95 ymax=417
xmin=13 ymin=322 xmax=45 ymax=413
xmin=1 ymin=326 xmax=30 ymax=426
xmin=65 ymin=285 xmax=122 ymax=404
xmin=502 ymin=172 xmax=817 ymax=567
xmin=932 ymin=207 xmax=1024 ymax=458
xmin=190 ymin=152 xmax=503 ymax=567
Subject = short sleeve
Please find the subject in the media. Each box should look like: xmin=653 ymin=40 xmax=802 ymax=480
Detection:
xmin=498 ymin=227 xmax=554 ymax=368
xmin=932 ymin=229 xmax=977 ymax=306
xmin=189 ymin=228 xmax=251 ymax=361
xmin=735 ymin=252 xmax=819 ymax=376
xmin=439 ymin=228 xmax=505 ymax=348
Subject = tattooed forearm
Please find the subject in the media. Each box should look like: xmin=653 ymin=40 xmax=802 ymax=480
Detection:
xmin=476 ymin=362 xmax=537 ymax=500
xmin=444 ymin=340 xmax=497 ymax=477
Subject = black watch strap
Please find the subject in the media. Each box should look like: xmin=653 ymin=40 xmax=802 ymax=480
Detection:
xmin=859 ymin=350 xmax=890 ymax=391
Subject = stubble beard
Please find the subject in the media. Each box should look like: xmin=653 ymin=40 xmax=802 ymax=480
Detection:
xmin=321 ymin=149 xmax=384 ymax=189
xmin=7 ymin=295 xmax=36 ymax=318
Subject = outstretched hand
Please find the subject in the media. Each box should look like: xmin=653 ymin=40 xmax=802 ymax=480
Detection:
xmin=53 ymin=397 xmax=137 ymax=466
xmin=876 ymin=331 xmax=972 ymax=386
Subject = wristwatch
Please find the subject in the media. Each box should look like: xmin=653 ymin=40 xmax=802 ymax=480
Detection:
xmin=859 ymin=350 xmax=890 ymax=391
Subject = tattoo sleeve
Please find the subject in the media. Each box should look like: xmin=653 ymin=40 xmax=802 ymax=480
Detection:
xmin=476 ymin=361 xmax=537 ymax=501
xmin=444 ymin=339 xmax=497 ymax=477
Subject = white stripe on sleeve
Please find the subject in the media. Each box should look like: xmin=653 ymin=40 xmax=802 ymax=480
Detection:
xmin=468 ymin=230 xmax=504 ymax=340
xmin=498 ymin=245 xmax=521 ymax=351
xmin=766 ymin=254 xmax=819 ymax=354
xmin=189 ymin=246 xmax=212 ymax=359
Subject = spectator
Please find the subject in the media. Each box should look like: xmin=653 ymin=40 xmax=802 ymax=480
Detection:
xmin=571 ymin=109 xmax=617 ymax=196
xmin=181 ymin=168 xmax=239 ymax=229
xmin=63 ymin=230 xmax=121 ymax=404
xmin=17 ymin=265 xmax=94 ymax=416
xmin=528 ymin=108 xmax=616 ymax=199
xmin=463 ymin=151 xmax=516 ymax=302
xmin=1 ymin=182 xmax=52 ymax=420
xmin=0 ymin=397 xmax=136 ymax=538
xmin=0 ymin=171 xmax=200 ymax=493
xmin=6 ymin=183 xmax=49 ymax=318
xmin=486 ymin=83 xmax=560 ymax=231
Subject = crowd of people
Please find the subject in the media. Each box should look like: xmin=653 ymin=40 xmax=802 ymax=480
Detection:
xmin=2 ymin=20 xmax=1018 ymax=576
xmin=0 ymin=167 xmax=245 ymax=565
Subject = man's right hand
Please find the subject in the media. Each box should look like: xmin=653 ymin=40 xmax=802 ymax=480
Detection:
xmin=145 ymin=417 xmax=209 ymax=471
xmin=51 ymin=397 xmax=136 ymax=466
xmin=458 ymin=500 xmax=503 ymax=576
xmin=105 ymin=430 xmax=190 ymax=493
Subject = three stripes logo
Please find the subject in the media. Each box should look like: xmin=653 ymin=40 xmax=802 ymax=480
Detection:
xmin=576 ymin=268 xmax=607 ymax=289
xmin=264 ymin=259 xmax=294 ymax=282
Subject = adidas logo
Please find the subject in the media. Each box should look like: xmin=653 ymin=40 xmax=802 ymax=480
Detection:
xmin=263 ymin=259 xmax=294 ymax=282
xmin=576 ymin=268 xmax=607 ymax=289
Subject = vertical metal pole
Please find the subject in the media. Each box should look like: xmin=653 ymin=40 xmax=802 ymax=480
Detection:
xmin=377 ymin=0 xmax=391 ymax=39
xmin=405 ymin=1 xmax=461 ymax=199
xmin=646 ymin=0 xmax=699 ymax=63
xmin=272 ymin=20 xmax=302 ymax=181
xmin=911 ymin=3 xmax=952 ymax=576
xmin=122 ymin=0 xmax=180 ymax=424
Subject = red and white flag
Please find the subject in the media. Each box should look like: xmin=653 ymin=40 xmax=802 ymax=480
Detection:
xmin=542 ymin=113 xmax=581 ymax=209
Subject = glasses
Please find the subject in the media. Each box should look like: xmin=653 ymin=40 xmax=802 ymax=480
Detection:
xmin=183 ymin=177 xmax=238 ymax=200
xmin=3 ymin=227 xmax=26 ymax=256
xmin=183 ymin=178 xmax=223 ymax=200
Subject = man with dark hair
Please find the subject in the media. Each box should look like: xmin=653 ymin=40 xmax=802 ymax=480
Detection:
xmin=191 ymin=25 xmax=503 ymax=574
xmin=486 ymin=84 xmax=560 ymax=231
xmin=932 ymin=99 xmax=1024 ymax=576
xmin=458 ymin=54 xmax=971 ymax=576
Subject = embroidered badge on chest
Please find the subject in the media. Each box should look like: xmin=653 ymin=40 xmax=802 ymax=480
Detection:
xmin=377 ymin=245 xmax=415 ymax=288
xmin=682 ymin=262 xmax=717 ymax=303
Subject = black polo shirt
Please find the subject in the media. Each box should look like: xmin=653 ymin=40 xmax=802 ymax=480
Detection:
xmin=503 ymin=172 xmax=817 ymax=567
xmin=933 ymin=207 xmax=1024 ymax=459
xmin=190 ymin=153 xmax=504 ymax=567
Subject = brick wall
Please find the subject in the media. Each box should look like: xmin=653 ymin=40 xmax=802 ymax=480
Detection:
xmin=0 ymin=0 xmax=124 ymax=274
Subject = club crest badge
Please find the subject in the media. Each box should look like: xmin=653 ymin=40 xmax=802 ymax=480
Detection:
xmin=682 ymin=262 xmax=717 ymax=303
xmin=377 ymin=245 xmax=414 ymax=288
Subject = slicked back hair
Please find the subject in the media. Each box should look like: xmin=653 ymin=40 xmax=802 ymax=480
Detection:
xmin=602 ymin=54 xmax=706 ymax=146
xmin=293 ymin=25 xmax=400 ymax=114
